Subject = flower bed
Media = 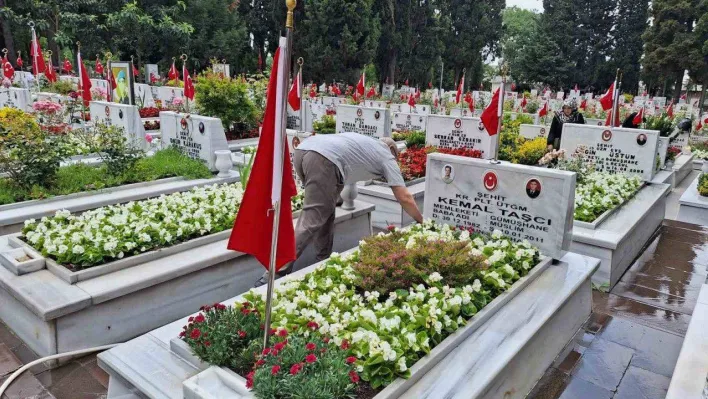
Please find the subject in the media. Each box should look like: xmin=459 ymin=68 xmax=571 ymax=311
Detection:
xmin=398 ymin=146 xmax=482 ymax=181
xmin=180 ymin=221 xmax=541 ymax=397
xmin=21 ymin=183 xmax=304 ymax=270
xmin=574 ymin=172 xmax=643 ymax=222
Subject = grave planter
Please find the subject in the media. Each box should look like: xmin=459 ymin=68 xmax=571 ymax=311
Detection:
xmin=0 ymin=202 xmax=374 ymax=361
xmin=673 ymin=153 xmax=695 ymax=185
xmin=358 ymin=180 xmax=426 ymax=229
xmin=677 ymin=174 xmax=708 ymax=226
xmin=0 ymin=246 xmax=45 ymax=275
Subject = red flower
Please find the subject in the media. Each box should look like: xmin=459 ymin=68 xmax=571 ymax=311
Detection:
xmin=242 ymin=301 xmax=251 ymax=308
xmin=305 ymin=354 xmax=317 ymax=363
xmin=238 ymin=330 xmax=247 ymax=338
xmin=306 ymin=342 xmax=316 ymax=351
xmin=387 ymin=225 xmax=396 ymax=232
xmin=271 ymin=365 xmax=281 ymax=375
xmin=340 ymin=340 xmax=350 ymax=350
xmin=323 ymin=337 xmax=330 ymax=343
xmin=346 ymin=356 xmax=357 ymax=364
xmin=241 ymin=308 xmax=251 ymax=315
xmin=246 ymin=371 xmax=255 ymax=389
xmin=262 ymin=348 xmax=271 ymax=356
xmin=194 ymin=314 xmax=205 ymax=323
xmin=274 ymin=342 xmax=286 ymax=351
xmin=188 ymin=316 xmax=194 ymax=322
xmin=349 ymin=370 xmax=360 ymax=384
xmin=307 ymin=321 xmax=319 ymax=330
xmin=189 ymin=329 xmax=201 ymax=340
xmin=255 ymin=359 xmax=266 ymax=367
xmin=290 ymin=363 xmax=303 ymax=375
xmin=269 ymin=328 xmax=277 ymax=336
xmin=178 ymin=331 xmax=185 ymax=337
xmin=204 ymin=341 xmax=211 ymax=347
xmin=278 ymin=329 xmax=288 ymax=337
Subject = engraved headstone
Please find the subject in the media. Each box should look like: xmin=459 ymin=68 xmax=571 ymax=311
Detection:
xmin=424 ymin=153 xmax=576 ymax=259
xmin=287 ymin=103 xmax=302 ymax=130
xmin=160 ymin=111 xmax=229 ymax=171
xmin=519 ymin=124 xmax=550 ymax=140
xmin=448 ymin=108 xmax=475 ymax=118
xmin=425 ymin=115 xmax=497 ymax=159
xmin=390 ymin=103 xmax=430 ymax=115
xmin=303 ymin=101 xmax=327 ymax=133
xmin=89 ymin=101 xmax=148 ymax=150
xmin=560 ymin=124 xmax=660 ymax=180
xmin=152 ymin=86 xmax=185 ymax=106
xmin=134 ymin=83 xmax=156 ymax=107
xmin=145 ymin=64 xmax=159 ymax=84
xmin=365 ymin=100 xmax=387 ymax=108
xmin=392 ymin=112 xmax=427 ymax=132
xmin=382 ymin=84 xmax=395 ymax=98
xmin=657 ymin=136 xmax=669 ymax=170
xmin=0 ymin=88 xmax=30 ymax=110
xmin=335 ymin=104 xmax=391 ymax=138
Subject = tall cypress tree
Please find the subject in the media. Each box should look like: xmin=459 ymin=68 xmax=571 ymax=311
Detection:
xmin=612 ymin=0 xmax=649 ymax=94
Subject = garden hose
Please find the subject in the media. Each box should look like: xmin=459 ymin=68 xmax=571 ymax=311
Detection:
xmin=0 ymin=344 xmax=120 ymax=397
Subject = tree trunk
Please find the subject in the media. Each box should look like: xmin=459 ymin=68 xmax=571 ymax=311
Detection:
xmin=699 ymin=81 xmax=707 ymax=115
xmin=672 ymin=70 xmax=684 ymax=101
xmin=387 ymin=49 xmax=397 ymax=86
xmin=0 ymin=0 xmax=16 ymax=62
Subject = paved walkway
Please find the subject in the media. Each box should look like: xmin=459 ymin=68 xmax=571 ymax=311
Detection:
xmin=0 ymin=171 xmax=702 ymax=399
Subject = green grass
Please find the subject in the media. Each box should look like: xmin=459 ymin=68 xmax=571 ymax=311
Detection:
xmin=0 ymin=148 xmax=213 ymax=205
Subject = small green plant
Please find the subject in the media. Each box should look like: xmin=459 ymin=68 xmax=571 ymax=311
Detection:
xmin=516 ymin=137 xmax=548 ymax=165
xmin=644 ymin=113 xmax=674 ymax=136
xmin=699 ymin=174 xmax=708 ymax=197
xmin=87 ymin=123 xmax=144 ymax=176
xmin=44 ymin=80 xmax=75 ymax=95
xmin=238 ymin=146 xmax=257 ymax=187
xmin=312 ymin=115 xmax=336 ymax=134
xmin=405 ymin=130 xmax=426 ymax=148
xmin=525 ymin=100 xmax=539 ymax=114
xmin=195 ymin=72 xmax=259 ymax=132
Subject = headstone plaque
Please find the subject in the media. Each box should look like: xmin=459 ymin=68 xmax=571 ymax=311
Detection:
xmin=319 ymin=96 xmax=345 ymax=107
xmin=653 ymin=97 xmax=667 ymax=108
xmin=390 ymin=103 xmax=430 ymax=115
xmin=0 ymin=88 xmax=30 ymax=110
xmin=160 ymin=111 xmax=229 ymax=171
xmin=672 ymin=132 xmax=690 ymax=148
xmin=392 ymin=112 xmax=427 ymax=132
xmin=213 ymin=63 xmax=230 ymax=78
xmin=287 ymin=130 xmax=312 ymax=185
xmin=425 ymin=115 xmax=497 ymax=159
xmin=287 ymin=104 xmax=302 ymax=130
xmin=519 ymin=124 xmax=550 ymax=140
xmin=556 ymin=91 xmax=565 ymax=100
xmin=90 ymin=79 xmax=109 ymax=92
xmin=569 ymin=90 xmax=581 ymax=100
xmin=145 ymin=64 xmax=159 ymax=84
xmin=58 ymin=75 xmax=79 ymax=87
xmin=424 ymin=153 xmax=576 ymax=259
xmin=134 ymin=83 xmax=156 ymax=107
xmin=335 ymin=104 xmax=391 ymax=138
xmin=13 ymin=72 xmax=33 ymax=89
xmin=530 ymin=89 xmax=538 ymax=98
xmin=560 ymin=124 xmax=660 ymax=180
xmin=89 ymin=101 xmax=147 ymax=150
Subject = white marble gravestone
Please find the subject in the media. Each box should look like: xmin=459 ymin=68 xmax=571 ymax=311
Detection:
xmin=392 ymin=112 xmax=427 ymax=132
xmin=318 ymin=96 xmax=345 ymax=107
xmin=424 ymin=153 xmax=576 ymax=259
xmin=89 ymin=101 xmax=147 ymax=150
xmin=556 ymin=92 xmax=565 ymax=100
xmin=212 ymin=64 xmax=230 ymax=78
xmin=159 ymin=111 xmax=229 ymax=171
xmin=657 ymin=136 xmax=669 ymax=170
xmin=449 ymin=108 xmax=476 ymax=118
xmin=152 ymin=86 xmax=184 ymax=106
xmin=390 ymin=103 xmax=430 ymax=115
xmin=145 ymin=64 xmax=159 ymax=83
xmin=654 ymin=97 xmax=667 ymax=108
xmin=134 ymin=83 xmax=156 ymax=107
xmin=365 ymin=100 xmax=387 ymax=108
xmin=58 ymin=75 xmax=79 ymax=87
xmin=673 ymin=132 xmax=690 ymax=148
xmin=335 ymin=104 xmax=391 ymax=138
xmin=530 ymin=89 xmax=538 ymax=98
xmin=425 ymin=115 xmax=498 ymax=159
xmin=90 ymin=79 xmax=109 ymax=92
xmin=569 ymin=90 xmax=581 ymax=100
xmin=382 ymin=84 xmax=395 ymax=97
xmin=519 ymin=124 xmax=550 ymax=140
xmin=286 ymin=103 xmax=302 ymax=130
xmin=560 ymin=124 xmax=660 ymax=181
xmin=303 ymin=101 xmax=326 ymax=133
xmin=0 ymin=88 xmax=30 ymax=110
xmin=13 ymin=72 xmax=33 ymax=89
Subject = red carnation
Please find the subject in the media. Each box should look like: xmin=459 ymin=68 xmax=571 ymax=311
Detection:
xmin=262 ymin=348 xmax=271 ymax=356
xmin=178 ymin=331 xmax=185 ymax=337
xmin=204 ymin=341 xmax=211 ymax=347
xmin=290 ymin=363 xmax=303 ymax=375
xmin=271 ymin=365 xmax=281 ymax=375
xmin=255 ymin=359 xmax=266 ymax=367
xmin=238 ymin=330 xmax=247 ymax=338
xmin=349 ymin=370 xmax=360 ymax=384
xmin=306 ymin=342 xmax=316 ymax=351
xmin=194 ymin=314 xmax=205 ymax=323
xmin=387 ymin=225 xmax=396 ymax=232
xmin=189 ymin=329 xmax=201 ymax=339
xmin=340 ymin=340 xmax=350 ymax=350
xmin=274 ymin=342 xmax=287 ymax=351
xmin=305 ymin=354 xmax=317 ymax=363
xmin=346 ymin=356 xmax=357 ymax=364
xmin=246 ymin=371 xmax=255 ymax=389
xmin=278 ymin=329 xmax=288 ymax=337
xmin=307 ymin=321 xmax=319 ymax=330
xmin=188 ymin=316 xmax=194 ymax=322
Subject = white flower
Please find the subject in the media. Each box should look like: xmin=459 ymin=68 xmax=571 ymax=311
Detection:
xmin=397 ymin=357 xmax=408 ymax=372
xmin=428 ymin=272 xmax=442 ymax=283
xmin=72 ymin=245 xmax=85 ymax=254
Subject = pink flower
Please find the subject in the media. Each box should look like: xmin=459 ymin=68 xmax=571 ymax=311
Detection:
xmin=305 ymin=354 xmax=317 ymax=363
xmin=271 ymin=365 xmax=281 ymax=375
xmin=238 ymin=330 xmax=247 ymax=338
xmin=145 ymin=134 xmax=153 ymax=143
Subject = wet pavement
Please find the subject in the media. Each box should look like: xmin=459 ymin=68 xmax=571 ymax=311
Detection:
xmin=0 ymin=178 xmax=705 ymax=398
xmin=528 ymin=219 xmax=708 ymax=399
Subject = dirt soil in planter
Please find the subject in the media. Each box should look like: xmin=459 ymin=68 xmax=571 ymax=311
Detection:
xmin=356 ymin=383 xmax=381 ymax=399
xmin=226 ymin=127 xmax=259 ymax=141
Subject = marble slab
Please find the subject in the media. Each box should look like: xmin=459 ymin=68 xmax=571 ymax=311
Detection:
xmin=585 ymin=118 xmax=606 ymax=126
xmin=666 ymin=284 xmax=708 ymax=399
xmin=152 ymin=86 xmax=185 ymax=106
xmin=390 ymin=103 xmax=430 ymax=115
xmin=134 ymin=83 xmax=156 ymax=107
xmin=89 ymin=101 xmax=148 ymax=150
xmin=97 ymin=252 xmax=599 ymax=399
xmin=303 ymin=101 xmax=327 ymax=133
xmin=448 ymin=108 xmax=477 ymax=118
xmin=519 ymin=124 xmax=550 ymax=140
xmin=0 ymin=174 xmax=240 ymax=236
xmin=651 ymin=169 xmax=676 ymax=190
xmin=571 ymin=183 xmax=670 ymax=288
xmin=425 ymin=115 xmax=498 ymax=159
xmin=392 ymin=112 xmax=427 ymax=132
xmin=336 ymin=104 xmax=391 ymax=138
xmin=674 ymin=153 xmax=695 ymax=185
xmin=0 ymin=87 xmax=31 ymax=110
xmin=560 ymin=124 xmax=660 ymax=181
xmin=357 ymin=181 xmax=426 ymax=229
xmin=160 ymin=112 xmax=230 ymax=171
xmin=657 ymin=136 xmax=669 ymax=170
xmin=424 ymin=154 xmax=576 ymax=260
xmin=0 ymin=203 xmax=373 ymax=359
xmin=677 ymin=174 xmax=708 ymax=226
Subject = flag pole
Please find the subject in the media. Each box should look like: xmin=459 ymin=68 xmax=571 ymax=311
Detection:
xmin=610 ymin=68 xmax=620 ymax=128
xmin=76 ymin=41 xmax=87 ymax=131
xmin=459 ymin=68 xmax=465 ymax=112
xmin=181 ymin=54 xmax=189 ymax=113
xmin=297 ymin=57 xmax=304 ymax=132
xmin=494 ymin=62 xmax=508 ymax=161
xmin=263 ymin=0 xmax=296 ymax=350
xmin=29 ymin=21 xmax=39 ymax=95
xmin=439 ymin=59 xmax=443 ymax=106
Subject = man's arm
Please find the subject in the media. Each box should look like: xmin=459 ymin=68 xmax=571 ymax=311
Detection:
xmin=391 ymin=186 xmax=424 ymax=223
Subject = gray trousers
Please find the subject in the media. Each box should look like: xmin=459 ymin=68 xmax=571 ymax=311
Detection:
xmin=274 ymin=149 xmax=343 ymax=276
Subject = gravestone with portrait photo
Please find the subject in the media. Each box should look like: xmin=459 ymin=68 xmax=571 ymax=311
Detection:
xmin=425 ymin=115 xmax=498 ymax=159
xmin=335 ymin=104 xmax=391 ymax=138
xmin=159 ymin=111 xmax=229 ymax=171
xmin=392 ymin=112 xmax=427 ymax=132
xmin=89 ymin=101 xmax=148 ymax=150
xmin=559 ymin=124 xmax=660 ymax=181
xmin=365 ymin=100 xmax=387 ymax=109
xmin=423 ymin=153 xmax=576 ymax=259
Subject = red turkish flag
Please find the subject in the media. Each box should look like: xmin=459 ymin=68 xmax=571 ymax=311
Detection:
xmin=62 ymin=58 xmax=72 ymax=74
xmin=183 ymin=64 xmax=194 ymax=100
xmin=367 ymin=86 xmax=375 ymax=99
xmin=133 ymin=63 xmax=140 ymax=79
xmin=95 ymin=57 xmax=104 ymax=76
xmin=632 ymin=108 xmax=644 ymax=125
xmin=168 ymin=60 xmax=179 ymax=81
xmin=288 ymin=72 xmax=301 ymax=111
xmin=697 ymin=118 xmax=704 ymax=132
xmin=538 ymin=102 xmax=549 ymax=117
xmin=480 ymin=88 xmax=501 ymax=136
xmin=30 ymin=30 xmax=46 ymax=75
xmin=77 ymin=51 xmax=92 ymax=107
xmin=579 ymin=99 xmax=587 ymax=109
xmin=604 ymin=106 xmax=620 ymax=127
xmin=45 ymin=57 xmax=57 ymax=83
xmin=227 ymin=43 xmax=297 ymax=271
xmin=2 ymin=56 xmax=14 ymax=80
xmin=468 ymin=97 xmax=475 ymax=113
xmin=309 ymin=87 xmax=316 ymax=99
xmin=356 ymin=72 xmax=365 ymax=96
xmin=408 ymin=93 xmax=416 ymax=107
xmin=456 ymin=76 xmax=464 ymax=104
xmin=16 ymin=54 xmax=23 ymax=68
xmin=666 ymin=101 xmax=674 ymax=118
xmin=520 ymin=96 xmax=527 ymax=108
xmin=599 ymin=82 xmax=614 ymax=111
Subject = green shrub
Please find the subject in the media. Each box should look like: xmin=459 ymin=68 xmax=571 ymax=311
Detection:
xmin=644 ymin=114 xmax=674 ymax=137
xmin=699 ymin=174 xmax=708 ymax=197
xmin=44 ymin=80 xmax=75 ymax=95
xmin=89 ymin=123 xmax=144 ymax=176
xmin=313 ymin=115 xmax=336 ymax=134
xmin=516 ymin=137 xmax=547 ymax=165
xmin=405 ymin=130 xmax=426 ymax=148
xmin=196 ymin=72 xmax=259 ymax=131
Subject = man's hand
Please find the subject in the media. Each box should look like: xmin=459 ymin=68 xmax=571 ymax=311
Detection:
xmin=547 ymin=144 xmax=554 ymax=151
xmin=391 ymin=186 xmax=424 ymax=223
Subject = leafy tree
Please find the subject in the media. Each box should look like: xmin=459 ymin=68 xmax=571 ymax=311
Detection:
xmin=688 ymin=0 xmax=708 ymax=109
xmin=612 ymin=0 xmax=649 ymax=94
xmin=501 ymin=6 xmax=539 ymax=84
